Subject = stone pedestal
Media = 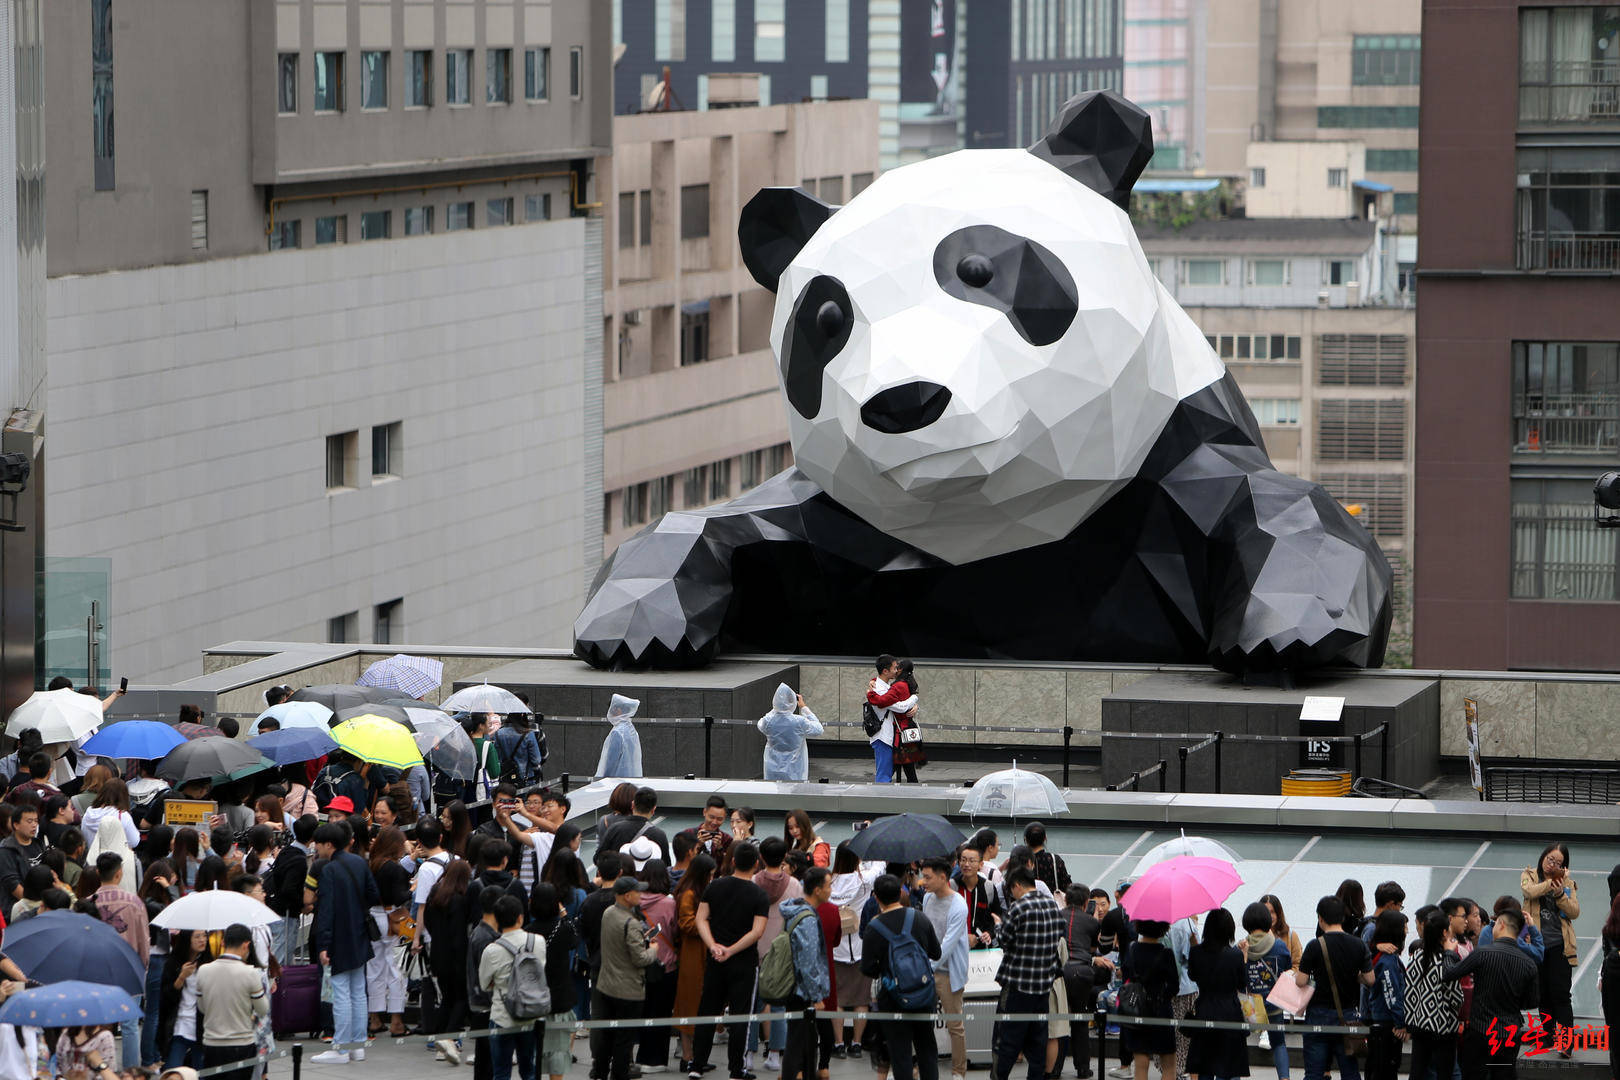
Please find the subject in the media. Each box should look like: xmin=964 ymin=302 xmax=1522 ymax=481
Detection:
xmin=1100 ymin=672 xmax=1440 ymax=795
xmin=456 ymin=659 xmax=800 ymax=781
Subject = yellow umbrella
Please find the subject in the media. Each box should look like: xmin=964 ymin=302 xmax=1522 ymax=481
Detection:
xmin=331 ymin=713 xmax=423 ymax=771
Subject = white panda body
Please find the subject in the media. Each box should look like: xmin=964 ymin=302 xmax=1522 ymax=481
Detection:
xmin=772 ymin=149 xmax=1226 ymax=565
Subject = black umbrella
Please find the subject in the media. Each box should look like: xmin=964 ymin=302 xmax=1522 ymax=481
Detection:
xmin=157 ymin=737 xmax=268 ymax=785
xmin=844 ymin=813 xmax=966 ymax=863
xmin=290 ymin=684 xmax=397 ymax=713
xmin=334 ymin=703 xmax=416 ymax=731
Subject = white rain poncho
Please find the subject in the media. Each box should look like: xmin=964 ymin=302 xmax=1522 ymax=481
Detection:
xmin=596 ymin=693 xmax=644 ymax=778
xmin=757 ymin=683 xmax=824 ymax=782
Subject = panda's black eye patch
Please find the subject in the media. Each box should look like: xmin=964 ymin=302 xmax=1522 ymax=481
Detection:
xmin=782 ymin=275 xmax=853 ymax=418
xmin=932 ymin=225 xmax=1078 ymax=346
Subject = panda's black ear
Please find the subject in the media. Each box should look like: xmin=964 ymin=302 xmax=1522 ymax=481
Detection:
xmin=1028 ymin=89 xmax=1154 ymax=210
xmin=738 ymin=187 xmax=837 ymax=292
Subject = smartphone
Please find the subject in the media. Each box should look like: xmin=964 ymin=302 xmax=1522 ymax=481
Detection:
xmin=119 ymin=676 xmax=128 ymax=692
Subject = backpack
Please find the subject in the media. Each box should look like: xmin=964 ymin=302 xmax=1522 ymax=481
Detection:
xmin=759 ymin=909 xmax=817 ymax=1005
xmin=311 ymin=767 xmax=341 ymax=808
xmin=871 ymin=908 xmax=938 ymax=1011
xmin=861 ymin=702 xmax=882 ymax=738
xmin=497 ymin=933 xmax=552 ymax=1021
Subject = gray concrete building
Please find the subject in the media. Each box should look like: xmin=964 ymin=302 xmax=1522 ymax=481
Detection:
xmin=41 ymin=0 xmax=612 ymax=683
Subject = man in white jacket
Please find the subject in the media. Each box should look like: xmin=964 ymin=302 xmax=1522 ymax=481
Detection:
xmin=865 ymin=655 xmax=917 ymax=785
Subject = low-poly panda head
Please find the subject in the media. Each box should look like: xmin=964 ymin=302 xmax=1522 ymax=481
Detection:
xmin=738 ymin=90 xmax=1226 ymax=565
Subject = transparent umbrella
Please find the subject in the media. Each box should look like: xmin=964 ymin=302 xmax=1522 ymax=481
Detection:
xmin=412 ymin=716 xmax=478 ymax=780
xmin=1132 ymin=833 xmax=1243 ymax=877
xmin=959 ymin=762 xmax=1069 ymax=818
xmin=441 ymin=683 xmax=530 ymax=715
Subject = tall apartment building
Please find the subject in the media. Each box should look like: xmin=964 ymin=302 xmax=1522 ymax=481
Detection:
xmin=601 ymin=94 xmax=882 ymax=555
xmin=1415 ymin=0 xmax=1620 ymax=671
xmin=1123 ymin=0 xmax=1205 ymax=169
xmin=42 ymin=0 xmax=611 ymax=682
xmin=614 ymin=0 xmax=1123 ymax=169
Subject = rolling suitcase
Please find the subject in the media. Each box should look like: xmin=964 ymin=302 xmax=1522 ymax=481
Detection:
xmin=272 ymin=963 xmax=322 ymax=1037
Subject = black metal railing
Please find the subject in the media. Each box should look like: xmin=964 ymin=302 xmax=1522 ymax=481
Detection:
xmin=1484 ymin=766 xmax=1620 ymax=804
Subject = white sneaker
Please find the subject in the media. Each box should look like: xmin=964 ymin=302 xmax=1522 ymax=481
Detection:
xmin=1107 ymin=1067 xmax=1133 ymax=1079
xmin=352 ymin=1049 xmax=366 ymax=1062
xmin=310 ymin=1050 xmax=351 ymax=1065
xmin=763 ymin=1052 xmax=781 ymax=1072
xmin=437 ymin=1039 xmax=463 ymax=1066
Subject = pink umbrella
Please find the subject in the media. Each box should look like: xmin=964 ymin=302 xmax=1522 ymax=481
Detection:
xmin=1119 ymin=855 xmax=1242 ymax=923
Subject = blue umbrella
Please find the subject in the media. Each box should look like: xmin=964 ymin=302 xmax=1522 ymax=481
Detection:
xmin=252 ymin=700 xmax=332 ymax=734
xmin=248 ymin=726 xmax=338 ymax=765
xmin=80 ymin=720 xmax=187 ymax=760
xmin=3 ymin=911 xmax=144 ymax=995
xmin=0 ymin=980 xmax=142 ymax=1027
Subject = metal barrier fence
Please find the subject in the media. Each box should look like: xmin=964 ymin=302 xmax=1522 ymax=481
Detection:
xmin=1484 ymin=766 xmax=1620 ymax=804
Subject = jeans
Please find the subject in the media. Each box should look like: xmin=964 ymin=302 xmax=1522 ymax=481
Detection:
xmin=1302 ymin=1005 xmax=1362 ymax=1080
xmin=330 ymin=965 xmax=369 ymax=1055
xmin=270 ymin=915 xmax=298 ymax=965
xmin=201 ymin=1043 xmax=257 ymax=1080
xmin=121 ymin=1015 xmax=141 ymax=1069
xmin=994 ymin=987 xmax=1048 ymax=1080
xmin=591 ymin=994 xmax=642 ymax=1080
xmin=165 ymin=1036 xmax=203 ymax=1070
xmin=140 ymin=953 xmax=165 ymax=1065
xmin=1263 ymin=1011 xmax=1290 ymax=1079
xmin=491 ymin=1028 xmax=538 ymax=1080
xmin=1409 ymin=1030 xmax=1456 ymax=1080
xmin=1459 ymin=1026 xmax=1518 ymax=1080
xmin=872 ymin=741 xmax=894 ymax=784
xmin=748 ymin=1001 xmax=787 ymax=1054
xmin=692 ymin=955 xmax=758 ymax=1077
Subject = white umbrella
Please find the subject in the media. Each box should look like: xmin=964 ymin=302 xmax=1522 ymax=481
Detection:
xmin=441 ymin=683 xmax=530 ymax=715
xmin=5 ymin=688 xmax=103 ymax=742
xmin=958 ymin=762 xmax=1069 ymax=817
xmin=152 ymin=889 xmax=279 ymax=931
xmin=252 ymin=700 xmax=333 ymax=734
xmin=1132 ymin=833 xmax=1243 ymax=877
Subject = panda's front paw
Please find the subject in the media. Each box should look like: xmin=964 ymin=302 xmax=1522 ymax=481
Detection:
xmin=573 ymin=522 xmax=732 ymax=670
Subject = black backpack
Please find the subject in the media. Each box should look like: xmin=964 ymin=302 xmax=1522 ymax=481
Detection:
xmin=861 ymin=702 xmax=882 ymax=738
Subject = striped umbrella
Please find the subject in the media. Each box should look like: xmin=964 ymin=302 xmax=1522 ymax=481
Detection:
xmin=357 ymin=654 xmax=444 ymax=700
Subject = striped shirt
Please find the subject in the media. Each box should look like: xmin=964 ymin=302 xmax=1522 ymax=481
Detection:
xmin=1441 ymin=936 xmax=1539 ymax=1035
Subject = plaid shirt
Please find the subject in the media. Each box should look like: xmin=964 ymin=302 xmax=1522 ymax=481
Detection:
xmin=996 ymin=889 xmax=1064 ymax=993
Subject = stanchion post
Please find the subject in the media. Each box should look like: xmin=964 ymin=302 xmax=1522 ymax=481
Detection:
xmin=1177 ymin=745 xmax=1188 ymax=792
xmin=1354 ymin=730 xmax=1364 ymax=780
xmin=1380 ymin=723 xmax=1389 ymax=781
xmin=1095 ymin=1004 xmax=1107 ymax=1075
xmin=1213 ymin=730 xmax=1223 ymax=794
xmin=1062 ymin=725 xmax=1074 ymax=787
xmin=1157 ymin=758 xmax=1167 ymax=793
xmin=292 ymin=1041 xmax=303 ymax=1080
xmin=703 ymin=715 xmax=714 ymax=777
xmin=560 ymin=772 xmax=570 ymax=795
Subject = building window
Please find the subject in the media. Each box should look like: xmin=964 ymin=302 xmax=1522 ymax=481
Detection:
xmin=1351 ymin=34 xmax=1421 ymax=86
xmin=92 ymin=0 xmax=114 ymax=190
xmin=447 ymin=49 xmax=471 ymax=104
xmin=361 ymin=50 xmax=388 ymax=108
xmin=269 ymin=219 xmax=300 ymax=250
xmin=1249 ymin=167 xmax=1266 ymax=188
xmin=315 ymin=215 xmax=346 ymax=244
xmin=810 ymin=74 xmax=829 ymax=100
xmin=1519 ymin=8 xmax=1620 ymax=125
xmin=755 ymin=0 xmax=785 ymax=62
xmin=487 ymin=197 xmax=513 ymax=226
xmin=525 ymin=47 xmax=549 ymax=100
xmin=1316 ymin=399 xmax=1407 ymax=462
xmin=819 ymin=176 xmax=844 ymax=203
xmin=314 ymin=51 xmax=344 ymax=112
xmin=680 ymin=184 xmax=710 ymax=239
xmin=278 ymin=53 xmax=299 ymax=114
xmin=852 ymin=172 xmax=875 ymax=196
xmin=570 ymin=47 xmax=583 ymax=99
xmin=328 ymin=612 xmax=359 ymax=643
xmin=190 ymin=191 xmax=208 ymax=250
xmin=1366 ymin=149 xmax=1419 ymax=171
xmin=1318 ymin=334 xmax=1409 ymax=386
xmin=740 ymin=449 xmax=764 ymax=488
xmin=622 ymin=483 xmax=649 ymax=528
xmin=1182 ymin=259 xmax=1226 ymax=285
xmin=487 ymin=48 xmax=512 ymax=103
xmin=1512 ymin=341 xmax=1620 ymax=454
xmin=710 ymin=459 xmax=732 ymax=500
xmin=526 ymin=193 xmax=551 ymax=221
xmin=713 ymin=0 xmax=736 ymax=61
xmin=360 ymin=210 xmax=390 ymax=240
xmin=372 ymin=421 xmax=401 ymax=477
xmin=1513 ymin=476 xmax=1620 ymax=599
xmin=407 ymin=50 xmax=432 ymax=107
xmin=1247 ymin=259 xmax=1290 ymax=286
xmin=448 ymin=201 xmax=473 ymax=230
xmin=768 ymin=443 xmax=790 ymax=474
xmin=1324 ymin=259 xmax=1356 ymax=285
xmin=1327 ymin=167 xmax=1348 ymax=188
xmin=650 ymin=476 xmax=674 ymax=517
xmin=682 ymin=466 xmax=708 ymax=507
xmin=1316 ymin=105 xmax=1419 ymax=128
xmin=639 ymin=190 xmax=653 ymax=245
xmin=827 ymin=0 xmax=850 ymax=62
xmin=655 ymin=0 xmax=687 ymax=61
xmin=1249 ymin=398 xmax=1301 ymax=426
xmin=326 ymin=431 xmax=358 ymax=490
xmin=618 ymin=193 xmax=635 ymax=248
xmin=1212 ymin=334 xmax=1301 ymax=361
xmin=404 ymin=206 xmax=433 ymax=235
xmin=1393 ymin=192 xmax=1418 ymax=214
xmin=681 ymin=306 xmax=709 ymax=365
xmin=1515 ymin=147 xmax=1620 ymax=270
xmin=1319 ymin=473 xmax=1407 ymax=540
xmin=374 ymin=599 xmax=403 ymax=645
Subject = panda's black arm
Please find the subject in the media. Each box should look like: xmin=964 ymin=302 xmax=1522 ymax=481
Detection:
xmin=573 ymin=469 xmax=835 ymax=670
xmin=1150 ymin=376 xmax=1395 ymax=673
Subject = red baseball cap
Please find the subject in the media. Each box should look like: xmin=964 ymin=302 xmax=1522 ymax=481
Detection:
xmin=327 ymin=796 xmax=355 ymax=813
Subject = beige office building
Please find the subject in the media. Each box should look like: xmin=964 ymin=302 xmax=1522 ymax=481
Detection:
xmin=599 ymin=93 xmax=881 ymax=555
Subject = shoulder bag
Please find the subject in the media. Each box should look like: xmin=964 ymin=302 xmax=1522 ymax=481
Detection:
xmin=1319 ymin=932 xmax=1367 ymax=1057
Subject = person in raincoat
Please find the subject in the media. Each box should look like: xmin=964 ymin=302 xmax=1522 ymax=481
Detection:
xmin=596 ymin=694 xmax=644 ymax=779
xmin=757 ymin=684 xmax=823 ymax=782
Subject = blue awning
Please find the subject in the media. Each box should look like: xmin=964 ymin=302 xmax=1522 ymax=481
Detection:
xmin=1353 ymin=179 xmax=1394 ymax=192
xmin=1135 ymin=178 xmax=1222 ymax=193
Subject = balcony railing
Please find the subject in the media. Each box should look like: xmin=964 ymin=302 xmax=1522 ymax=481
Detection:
xmin=1516 ymin=230 xmax=1620 ymax=271
xmin=1520 ymin=60 xmax=1620 ymax=123
xmin=1513 ymin=392 xmax=1620 ymax=453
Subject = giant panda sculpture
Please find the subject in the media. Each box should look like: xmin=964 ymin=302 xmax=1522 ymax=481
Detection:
xmin=575 ymin=90 xmax=1392 ymax=676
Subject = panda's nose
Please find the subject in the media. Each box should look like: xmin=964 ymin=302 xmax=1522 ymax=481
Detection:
xmin=860 ymin=381 xmax=953 ymax=434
